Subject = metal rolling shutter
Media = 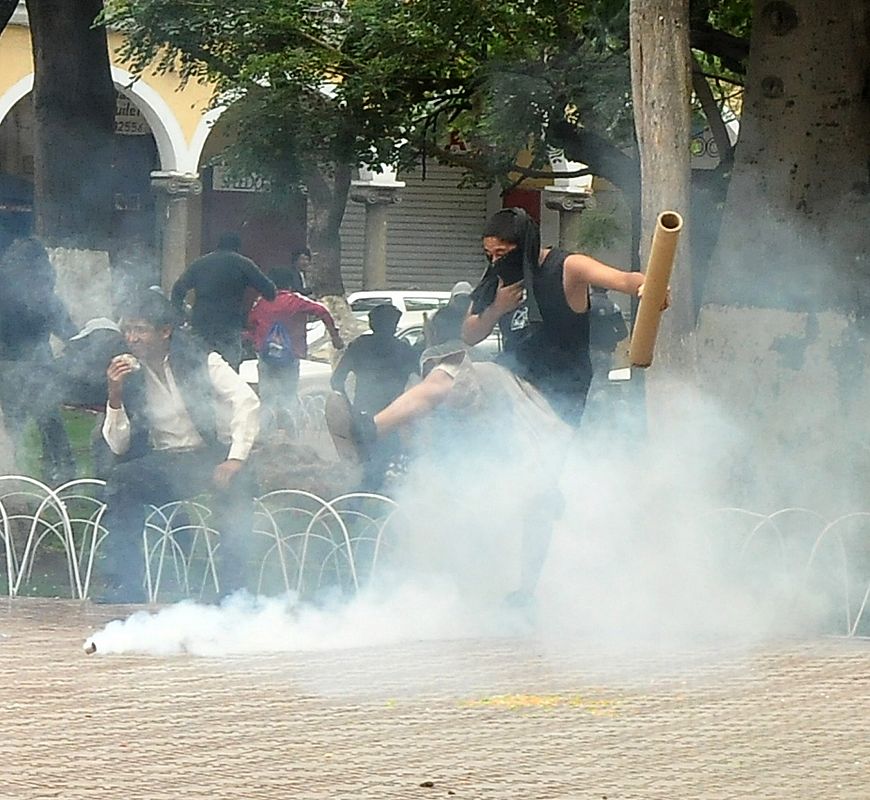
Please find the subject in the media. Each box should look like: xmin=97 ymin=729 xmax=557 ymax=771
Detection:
xmin=340 ymin=162 xmax=489 ymax=292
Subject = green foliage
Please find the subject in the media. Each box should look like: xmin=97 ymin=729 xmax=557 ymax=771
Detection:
xmin=342 ymin=0 xmax=634 ymax=179
xmin=574 ymin=208 xmax=624 ymax=251
xmin=691 ymin=0 xmax=752 ymax=92
xmin=102 ymin=0 xmax=638 ymax=189
xmin=706 ymin=0 xmax=752 ymax=37
xmin=101 ymin=0 xmax=749 ymax=190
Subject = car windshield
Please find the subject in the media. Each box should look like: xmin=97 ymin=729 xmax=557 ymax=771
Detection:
xmin=350 ymin=297 xmax=394 ymax=312
xmin=404 ymin=297 xmax=449 ymax=312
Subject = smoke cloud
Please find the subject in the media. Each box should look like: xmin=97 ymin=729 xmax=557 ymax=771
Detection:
xmin=86 ymin=578 xmax=510 ymax=657
xmin=85 ymin=375 xmax=859 ymax=666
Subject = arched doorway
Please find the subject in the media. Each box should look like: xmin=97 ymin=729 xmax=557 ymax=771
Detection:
xmin=0 ymin=64 xmax=194 ymax=279
xmin=0 ymin=81 xmax=169 ymax=285
xmin=194 ymin=114 xmax=307 ymax=270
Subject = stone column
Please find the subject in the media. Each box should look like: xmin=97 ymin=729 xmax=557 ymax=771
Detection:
xmin=349 ymin=167 xmax=403 ymax=290
xmin=150 ymin=171 xmax=202 ymax=293
xmin=543 ymin=185 xmax=592 ymax=251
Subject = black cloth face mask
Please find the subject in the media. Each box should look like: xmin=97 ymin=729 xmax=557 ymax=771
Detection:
xmin=493 ymin=247 xmax=525 ymax=286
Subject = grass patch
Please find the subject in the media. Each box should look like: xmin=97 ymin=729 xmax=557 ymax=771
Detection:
xmin=19 ymin=406 xmax=99 ymax=479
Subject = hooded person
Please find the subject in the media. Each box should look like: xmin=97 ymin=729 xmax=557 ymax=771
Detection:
xmin=463 ymin=208 xmax=648 ymax=426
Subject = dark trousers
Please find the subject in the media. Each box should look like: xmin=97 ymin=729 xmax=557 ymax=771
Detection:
xmin=0 ymin=359 xmax=76 ymax=484
xmin=100 ymin=446 xmax=255 ymax=600
xmin=196 ymin=327 xmax=243 ymax=369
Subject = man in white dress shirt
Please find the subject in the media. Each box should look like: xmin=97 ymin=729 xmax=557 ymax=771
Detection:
xmin=99 ymin=291 xmax=261 ymax=603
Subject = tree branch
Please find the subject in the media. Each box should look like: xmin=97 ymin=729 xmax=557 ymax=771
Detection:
xmin=689 ymin=25 xmax=749 ymax=73
xmin=695 ymin=70 xmax=744 ymax=87
xmin=691 ymin=53 xmax=734 ymax=169
xmin=258 ymin=28 xmax=365 ymax=73
xmin=421 ymin=142 xmax=590 ymax=180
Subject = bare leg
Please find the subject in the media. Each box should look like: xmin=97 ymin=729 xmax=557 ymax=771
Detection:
xmin=326 ymin=368 xmax=455 ymax=464
xmin=373 ymin=368 xmax=454 ymax=435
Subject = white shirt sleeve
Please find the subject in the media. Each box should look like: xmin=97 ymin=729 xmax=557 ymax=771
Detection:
xmin=102 ymin=404 xmax=132 ymax=455
xmin=207 ymin=352 xmax=260 ymax=461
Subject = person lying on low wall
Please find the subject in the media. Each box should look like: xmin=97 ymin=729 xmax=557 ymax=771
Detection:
xmin=327 ymin=298 xmax=568 ymax=604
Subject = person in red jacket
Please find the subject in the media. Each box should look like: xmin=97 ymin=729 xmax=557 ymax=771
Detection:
xmin=246 ymin=268 xmax=344 ymax=432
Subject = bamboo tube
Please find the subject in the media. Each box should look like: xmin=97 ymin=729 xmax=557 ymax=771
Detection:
xmin=629 ymin=211 xmax=683 ymax=368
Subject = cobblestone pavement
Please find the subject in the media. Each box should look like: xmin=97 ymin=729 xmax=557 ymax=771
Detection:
xmin=0 ymin=598 xmax=867 ymax=800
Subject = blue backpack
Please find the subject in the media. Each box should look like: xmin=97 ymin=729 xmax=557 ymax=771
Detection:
xmin=259 ymin=320 xmax=296 ymax=366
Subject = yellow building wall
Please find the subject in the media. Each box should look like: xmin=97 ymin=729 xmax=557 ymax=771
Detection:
xmin=0 ymin=23 xmax=217 ymax=168
xmin=105 ymin=30 xmax=215 ymax=147
xmin=0 ymin=24 xmax=34 ymax=92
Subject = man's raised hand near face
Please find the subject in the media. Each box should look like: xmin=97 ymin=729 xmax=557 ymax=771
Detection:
xmin=106 ymin=356 xmax=138 ymax=409
xmin=492 ymin=277 xmax=525 ymax=316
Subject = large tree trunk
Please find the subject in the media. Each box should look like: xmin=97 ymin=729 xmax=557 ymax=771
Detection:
xmin=698 ymin=1 xmax=870 ymax=510
xmin=26 ymin=0 xmax=115 ymax=248
xmin=304 ymin=162 xmax=352 ymax=297
xmin=706 ymin=1 xmax=870 ymax=309
xmin=630 ymin=0 xmax=694 ymax=343
xmin=628 ymin=0 xmax=694 ymax=454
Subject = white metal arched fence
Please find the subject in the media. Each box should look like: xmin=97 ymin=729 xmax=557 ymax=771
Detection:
xmin=0 ymin=477 xmax=867 ymax=637
xmin=0 ymin=476 xmax=400 ymax=605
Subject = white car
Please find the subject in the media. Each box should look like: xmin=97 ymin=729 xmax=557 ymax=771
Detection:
xmin=396 ymin=323 xmax=502 ymax=361
xmin=307 ymin=289 xmax=454 ymax=346
xmin=238 ymin=357 xmax=334 ymax=396
xmin=347 ymin=290 xmax=451 ymax=324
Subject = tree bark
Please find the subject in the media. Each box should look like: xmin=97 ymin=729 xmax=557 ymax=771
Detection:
xmin=706 ymin=0 xmax=870 ymax=310
xmin=697 ymin=1 xmax=870 ymax=509
xmin=630 ymin=0 xmax=694 ymax=341
xmin=26 ymin=0 xmax=115 ymax=248
xmin=304 ymin=162 xmax=352 ymax=296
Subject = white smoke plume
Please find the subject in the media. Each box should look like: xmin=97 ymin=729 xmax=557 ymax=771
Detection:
xmin=85 ymin=578 xmax=512 ymax=657
xmin=85 ymin=377 xmax=855 ymax=661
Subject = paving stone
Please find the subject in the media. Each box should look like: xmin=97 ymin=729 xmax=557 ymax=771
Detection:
xmin=0 ymin=598 xmax=867 ymax=799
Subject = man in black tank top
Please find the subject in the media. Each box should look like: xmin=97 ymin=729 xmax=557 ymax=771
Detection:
xmin=464 ymin=208 xmax=645 ymax=426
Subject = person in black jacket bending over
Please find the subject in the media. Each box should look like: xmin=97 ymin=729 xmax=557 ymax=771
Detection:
xmin=171 ymin=232 xmax=276 ymax=369
xmin=99 ymin=291 xmax=261 ymax=603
